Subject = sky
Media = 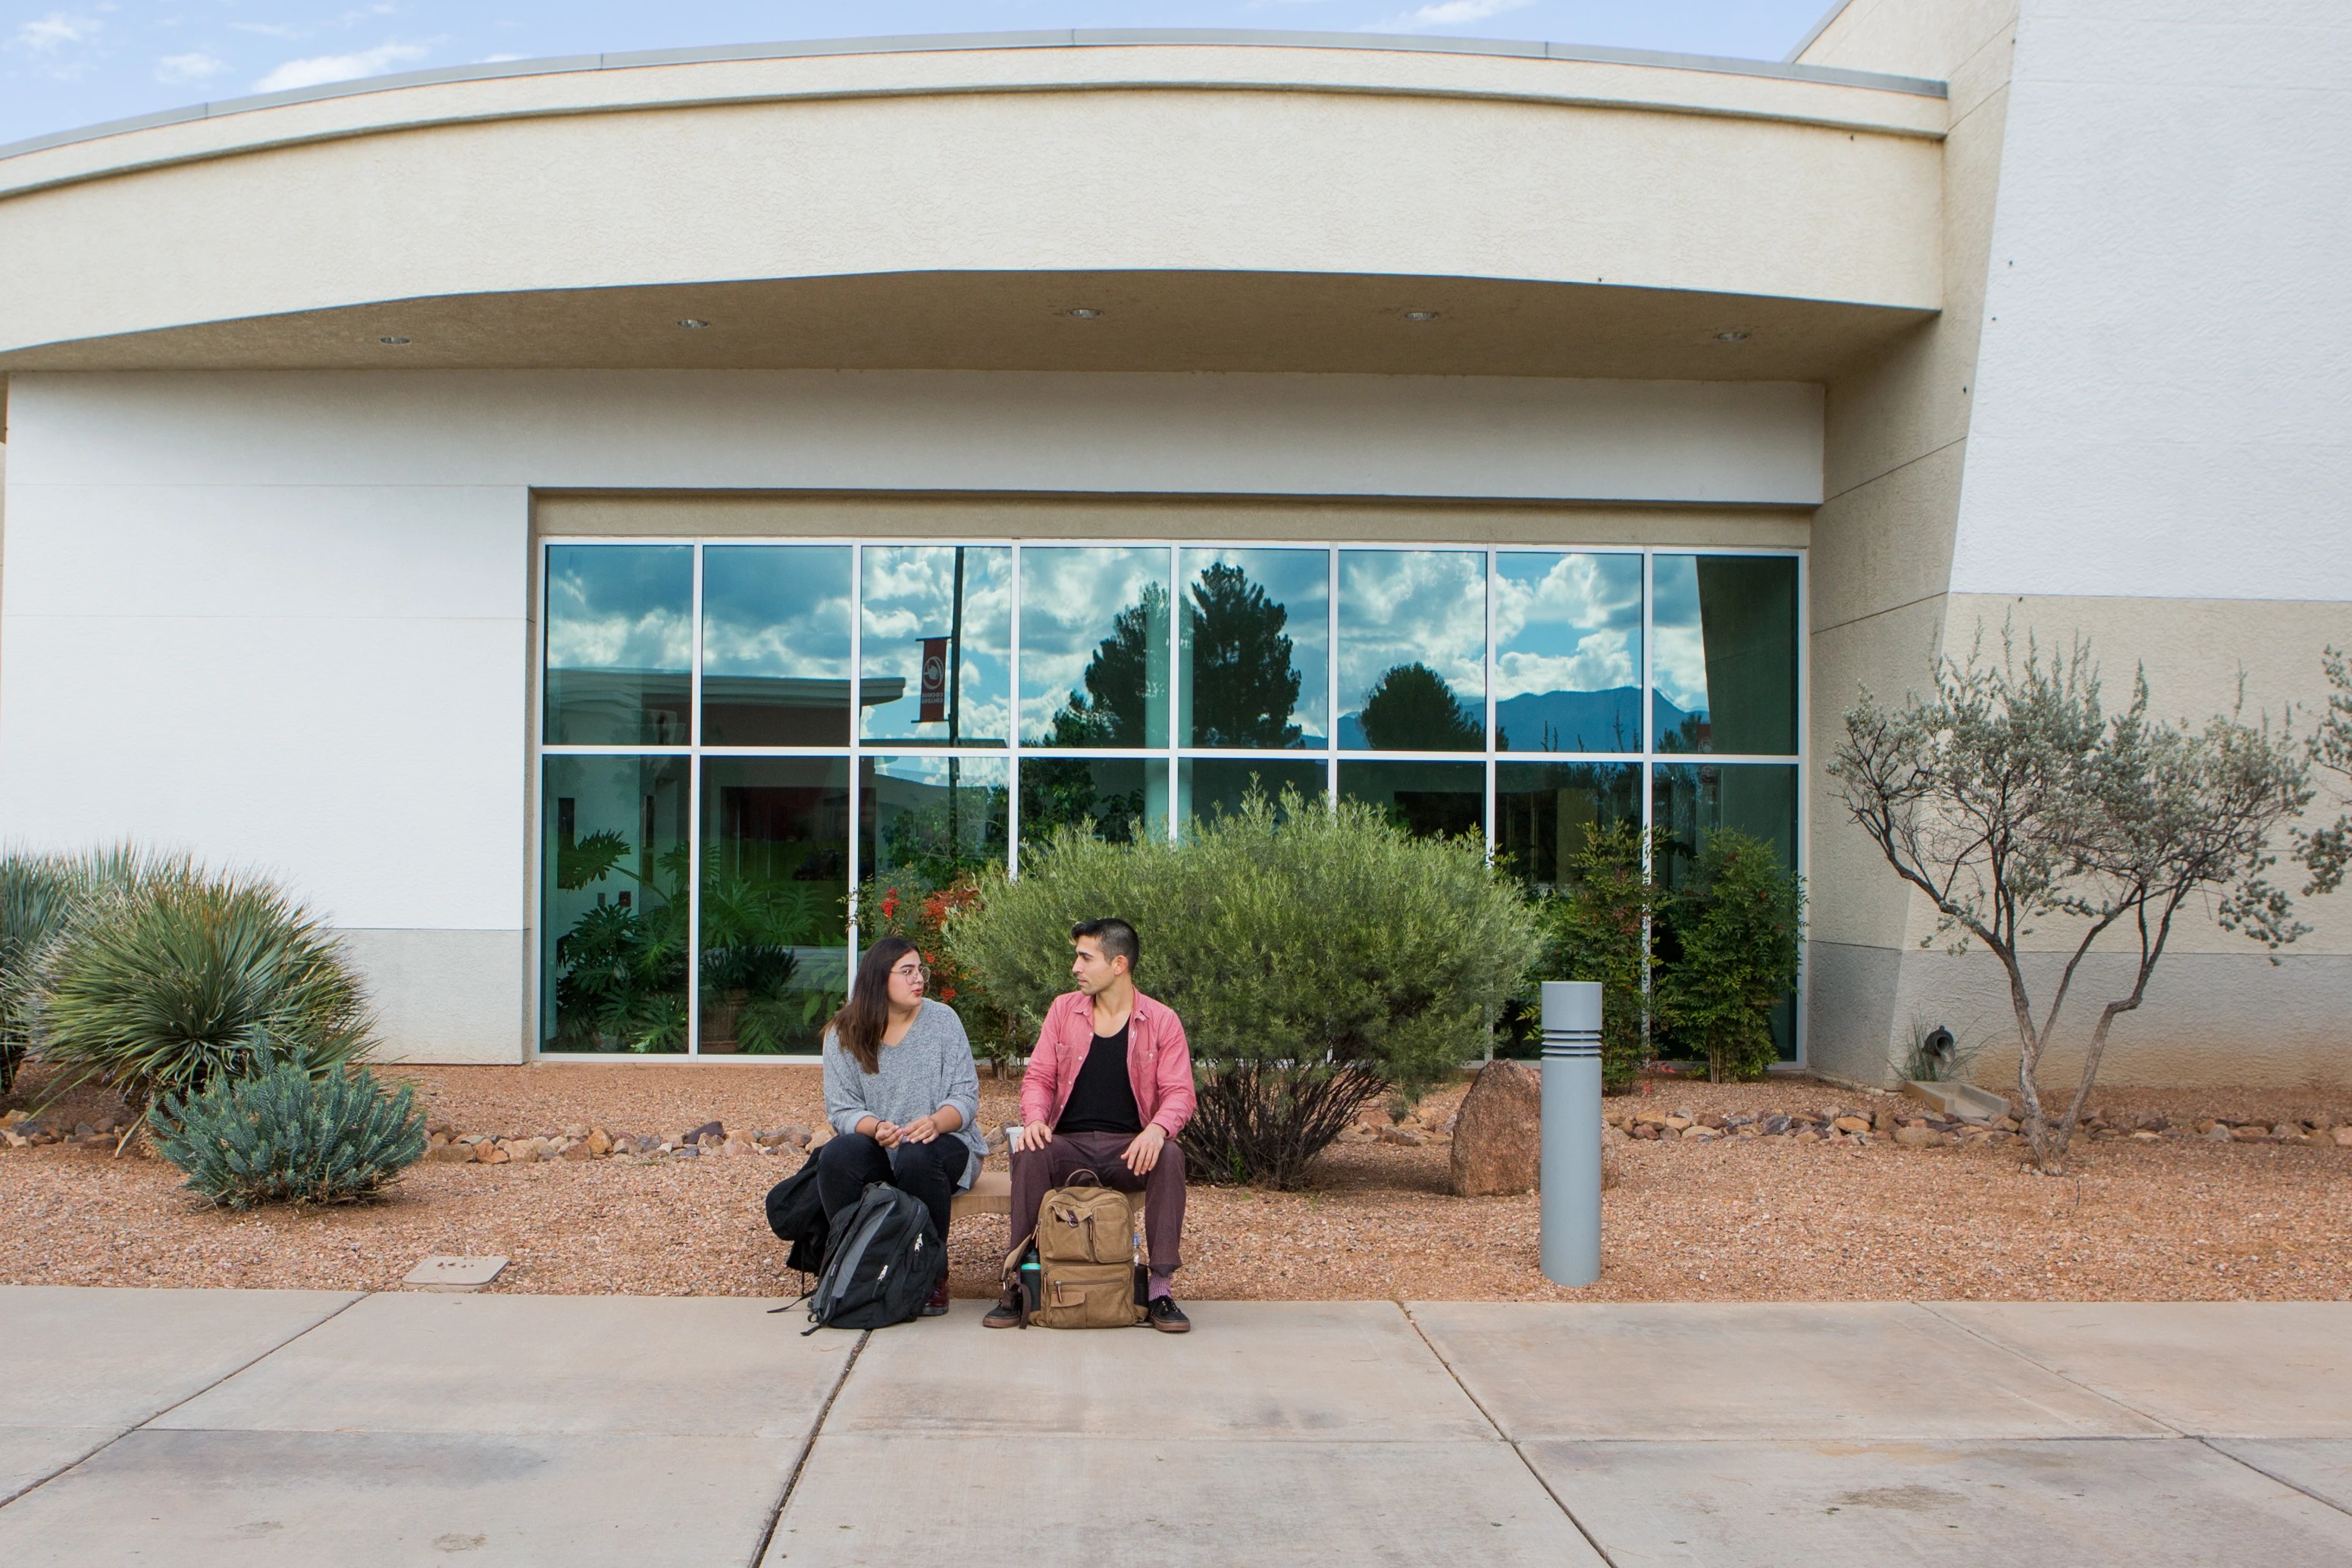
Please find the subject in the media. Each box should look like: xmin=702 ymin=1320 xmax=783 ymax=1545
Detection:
xmin=1 ymin=1 xmax=1836 ymax=149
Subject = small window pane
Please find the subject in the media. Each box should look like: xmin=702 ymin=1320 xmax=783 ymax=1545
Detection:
xmin=1339 ymin=550 xmax=1485 ymax=752
xmin=544 ymin=546 xmax=691 ymax=746
xmin=1179 ymin=548 xmax=1329 ymax=749
xmin=1495 ymin=553 xmax=1642 ymax=753
xmin=1496 ymin=762 xmax=1641 ymax=888
xmin=1653 ymin=762 xmax=1799 ymax=1063
xmin=1652 ymin=556 xmax=1798 ymax=756
xmin=701 ymin=546 xmax=853 ymax=746
xmin=1177 ymin=758 xmax=1328 ymax=829
xmin=1339 ymin=759 xmax=1485 ymax=840
xmin=861 ymin=546 xmax=1013 ymax=747
xmin=540 ymin=755 xmax=689 ymax=1053
xmin=1019 ymin=756 xmax=1166 ymax=856
xmin=860 ymin=754 xmax=1010 ymax=886
xmin=698 ymin=758 xmax=850 ymax=1055
xmin=1020 ymin=547 xmax=1171 ymax=748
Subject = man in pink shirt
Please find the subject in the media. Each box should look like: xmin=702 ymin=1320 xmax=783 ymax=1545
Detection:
xmin=985 ymin=918 xmax=1195 ymax=1332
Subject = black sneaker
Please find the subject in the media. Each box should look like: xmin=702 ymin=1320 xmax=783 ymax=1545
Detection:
xmin=982 ymin=1282 xmax=1024 ymax=1329
xmin=1145 ymin=1295 xmax=1191 ymax=1334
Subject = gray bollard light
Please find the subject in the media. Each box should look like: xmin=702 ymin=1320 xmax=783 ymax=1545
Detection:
xmin=1539 ymin=980 xmax=1603 ymax=1287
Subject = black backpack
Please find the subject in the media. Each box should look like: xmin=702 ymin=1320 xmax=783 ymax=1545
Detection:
xmin=803 ymin=1181 xmax=941 ymax=1334
xmin=763 ymin=1157 xmax=831 ymax=1275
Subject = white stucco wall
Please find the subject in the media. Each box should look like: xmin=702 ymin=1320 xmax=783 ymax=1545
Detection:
xmin=1948 ymin=0 xmax=2352 ymax=601
xmin=0 ymin=367 xmax=1821 ymax=1060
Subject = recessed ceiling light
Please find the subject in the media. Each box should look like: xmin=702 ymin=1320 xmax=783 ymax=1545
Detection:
xmin=378 ymin=335 xmax=410 ymax=345
xmin=677 ymin=318 xmax=709 ymax=329
xmin=1715 ymin=330 xmax=1752 ymax=342
xmin=1403 ymin=310 xmax=1439 ymax=322
xmin=1066 ymin=307 xmax=1103 ymax=319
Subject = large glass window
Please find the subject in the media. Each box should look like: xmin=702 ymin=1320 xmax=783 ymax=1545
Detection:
xmin=537 ymin=540 xmax=1802 ymax=1058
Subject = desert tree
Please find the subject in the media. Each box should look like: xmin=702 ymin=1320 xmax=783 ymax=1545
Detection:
xmin=2296 ymin=646 xmax=2352 ymax=896
xmin=1831 ymin=631 xmax=2310 ymax=1173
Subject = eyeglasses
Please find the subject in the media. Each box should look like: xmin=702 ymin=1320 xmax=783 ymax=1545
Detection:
xmin=889 ymin=962 xmax=930 ymax=981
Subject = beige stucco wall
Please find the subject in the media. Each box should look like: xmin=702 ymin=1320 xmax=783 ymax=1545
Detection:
xmin=0 ymin=44 xmax=1942 ymax=371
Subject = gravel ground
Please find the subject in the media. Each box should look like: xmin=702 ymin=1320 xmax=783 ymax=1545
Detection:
xmin=5 ymin=1065 xmax=2349 ymax=1303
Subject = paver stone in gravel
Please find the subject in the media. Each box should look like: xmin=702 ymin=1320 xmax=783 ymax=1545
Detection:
xmin=1407 ymin=1302 xmax=2164 ymax=1441
xmin=769 ymin=1435 xmax=1601 ymax=1566
xmin=1521 ymin=1437 xmax=2352 ymax=1565
xmin=0 ymin=1287 xmax=359 ymax=1432
xmin=151 ymin=1293 xmax=853 ymax=1440
xmin=826 ymin=1300 xmax=1492 ymax=1439
xmin=1931 ymin=1302 xmax=2352 ymax=1438
xmin=0 ymin=1427 xmax=796 ymax=1568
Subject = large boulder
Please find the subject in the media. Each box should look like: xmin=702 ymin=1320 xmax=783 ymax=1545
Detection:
xmin=1449 ymin=1061 xmax=1542 ymax=1197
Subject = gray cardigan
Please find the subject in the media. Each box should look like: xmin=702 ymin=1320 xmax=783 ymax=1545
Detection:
xmin=821 ymin=999 xmax=986 ymax=1190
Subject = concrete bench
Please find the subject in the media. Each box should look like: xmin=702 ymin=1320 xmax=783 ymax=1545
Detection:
xmin=951 ymin=1169 xmax=1146 ymax=1228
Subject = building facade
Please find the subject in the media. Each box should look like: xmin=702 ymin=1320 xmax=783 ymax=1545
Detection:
xmin=1 ymin=2 xmax=2343 ymax=1084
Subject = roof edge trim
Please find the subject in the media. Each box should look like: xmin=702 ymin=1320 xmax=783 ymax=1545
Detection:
xmin=0 ymin=27 xmax=1946 ymax=164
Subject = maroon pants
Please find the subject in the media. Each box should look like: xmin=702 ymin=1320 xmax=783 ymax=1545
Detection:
xmin=1008 ymin=1131 xmax=1185 ymax=1279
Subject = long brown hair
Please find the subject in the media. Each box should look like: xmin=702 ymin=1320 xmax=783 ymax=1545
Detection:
xmin=828 ymin=935 xmax=918 ymax=1075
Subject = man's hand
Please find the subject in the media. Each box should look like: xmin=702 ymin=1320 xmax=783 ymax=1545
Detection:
xmin=1013 ymin=1122 xmax=1055 ymax=1154
xmin=1122 ymin=1124 xmax=1166 ymax=1175
xmin=900 ymin=1114 xmax=940 ymax=1144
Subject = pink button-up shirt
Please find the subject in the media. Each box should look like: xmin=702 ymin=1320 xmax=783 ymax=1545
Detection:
xmin=1019 ymin=989 xmax=1196 ymax=1139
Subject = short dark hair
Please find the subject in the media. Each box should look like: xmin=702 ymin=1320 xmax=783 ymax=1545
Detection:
xmin=1071 ymin=917 xmax=1139 ymax=972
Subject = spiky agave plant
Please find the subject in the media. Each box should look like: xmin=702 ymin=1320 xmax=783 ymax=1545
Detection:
xmin=149 ymin=1049 xmax=424 ymax=1209
xmin=39 ymin=870 xmax=375 ymax=1113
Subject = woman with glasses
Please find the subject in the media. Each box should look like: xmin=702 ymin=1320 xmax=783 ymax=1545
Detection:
xmin=816 ymin=934 xmax=986 ymax=1316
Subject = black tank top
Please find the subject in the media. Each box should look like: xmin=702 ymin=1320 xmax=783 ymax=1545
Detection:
xmin=1054 ymin=1019 xmax=1142 ymax=1135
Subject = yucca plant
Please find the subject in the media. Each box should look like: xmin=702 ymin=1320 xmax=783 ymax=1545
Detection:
xmin=39 ymin=870 xmax=375 ymax=1113
xmin=149 ymin=1051 xmax=424 ymax=1208
xmin=1 ymin=844 xmax=193 ymax=1097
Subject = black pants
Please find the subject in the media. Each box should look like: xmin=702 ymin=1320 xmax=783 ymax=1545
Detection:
xmin=815 ymin=1130 xmax=964 ymax=1247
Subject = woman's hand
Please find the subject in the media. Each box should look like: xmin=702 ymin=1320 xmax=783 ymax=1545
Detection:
xmin=857 ymin=1116 xmax=904 ymax=1149
xmin=900 ymin=1114 xmax=939 ymax=1144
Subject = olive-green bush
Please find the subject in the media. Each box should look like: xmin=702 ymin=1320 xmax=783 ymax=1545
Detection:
xmin=149 ymin=1053 xmax=424 ymax=1209
xmin=39 ymin=869 xmax=375 ymax=1110
xmin=945 ymin=789 xmax=1541 ymax=1187
xmin=1652 ymin=830 xmax=1805 ymax=1082
xmin=1 ymin=846 xmax=195 ymax=1098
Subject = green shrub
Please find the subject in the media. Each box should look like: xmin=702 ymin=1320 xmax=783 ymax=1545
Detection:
xmin=945 ymin=789 xmax=1541 ymax=1187
xmin=1652 ymin=831 xmax=1805 ymax=1082
xmin=1517 ymin=820 xmax=1662 ymax=1094
xmin=149 ymin=1053 xmax=424 ymax=1208
xmin=2 ymin=846 xmax=200 ymax=1098
xmin=39 ymin=871 xmax=375 ymax=1109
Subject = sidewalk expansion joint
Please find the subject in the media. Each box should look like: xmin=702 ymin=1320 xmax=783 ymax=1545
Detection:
xmin=0 ymin=1288 xmax=368 ymax=1513
xmin=2197 ymin=1437 xmax=2352 ymax=1520
xmin=1914 ymin=1301 xmax=2186 ymax=1437
xmin=1392 ymin=1300 xmax=1621 ymax=1568
xmin=747 ymin=1328 xmax=869 ymax=1568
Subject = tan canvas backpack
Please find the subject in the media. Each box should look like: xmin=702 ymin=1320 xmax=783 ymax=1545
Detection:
xmin=1016 ymin=1171 xmax=1145 ymax=1328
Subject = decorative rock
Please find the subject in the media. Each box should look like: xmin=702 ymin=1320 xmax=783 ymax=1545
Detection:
xmin=1632 ymin=1123 xmax=1661 ymax=1141
xmin=1833 ymin=1116 xmax=1871 ymax=1134
xmin=1892 ymin=1124 xmax=1943 ymax=1149
xmin=2203 ymin=1124 xmax=2235 ymax=1142
xmin=687 ymin=1120 xmax=725 ymax=1144
xmin=1448 ymin=1059 xmax=1540 ymax=1197
xmin=1663 ymin=1115 xmax=1693 ymax=1132
xmin=559 ymin=1138 xmax=595 ymax=1161
xmin=475 ymin=1144 xmax=509 ymax=1163
xmin=426 ymin=1143 xmax=476 ymax=1163
xmin=1379 ymin=1126 xmax=1427 ymax=1147
xmin=586 ymin=1130 xmax=612 ymax=1156
xmin=2335 ymin=1127 xmax=2352 ymax=1148
xmin=1760 ymin=1115 xmax=1792 ymax=1136
xmin=2231 ymin=1125 xmax=2269 ymax=1141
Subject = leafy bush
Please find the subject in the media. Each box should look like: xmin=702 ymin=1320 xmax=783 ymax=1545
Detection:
xmin=39 ymin=870 xmax=375 ymax=1109
xmin=946 ymin=789 xmax=1541 ymax=1187
xmin=1652 ymin=831 xmax=1804 ymax=1082
xmin=1513 ymin=820 xmax=1661 ymax=1092
xmin=149 ymin=1053 xmax=424 ymax=1208
xmin=854 ymin=871 xmax=1026 ymax=1075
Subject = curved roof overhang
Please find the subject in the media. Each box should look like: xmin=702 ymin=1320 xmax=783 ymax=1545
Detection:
xmin=0 ymin=32 xmax=1946 ymax=380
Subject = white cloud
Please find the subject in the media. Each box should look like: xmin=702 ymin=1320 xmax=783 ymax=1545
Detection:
xmin=1362 ymin=0 xmax=1533 ymax=34
xmin=156 ymin=51 xmax=226 ymax=83
xmin=231 ymin=22 xmax=303 ymax=40
xmin=254 ymin=39 xmax=427 ymax=92
xmin=14 ymin=11 xmax=100 ymax=52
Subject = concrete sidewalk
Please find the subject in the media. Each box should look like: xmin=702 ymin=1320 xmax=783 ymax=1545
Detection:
xmin=2 ymin=1290 xmax=2347 ymax=1565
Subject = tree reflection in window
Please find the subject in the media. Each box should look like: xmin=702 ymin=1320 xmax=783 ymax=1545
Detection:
xmin=1359 ymin=662 xmax=1483 ymax=752
xmin=1182 ymin=560 xmax=1306 ymax=749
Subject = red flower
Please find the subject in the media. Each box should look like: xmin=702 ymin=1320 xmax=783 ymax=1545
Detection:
xmin=880 ymin=889 xmax=899 ymax=920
